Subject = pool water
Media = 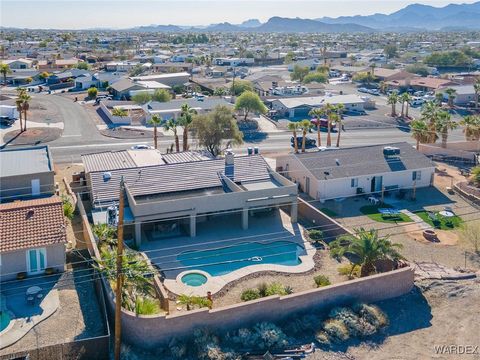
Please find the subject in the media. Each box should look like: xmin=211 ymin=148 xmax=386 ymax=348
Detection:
xmin=0 ymin=312 xmax=11 ymax=332
xmin=181 ymin=273 xmax=208 ymax=287
xmin=178 ymin=241 xmax=303 ymax=276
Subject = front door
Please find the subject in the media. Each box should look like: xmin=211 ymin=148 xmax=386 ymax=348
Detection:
xmin=27 ymin=248 xmax=46 ymax=274
xmin=31 ymin=179 xmax=40 ymax=196
xmin=371 ymin=176 xmax=383 ymax=193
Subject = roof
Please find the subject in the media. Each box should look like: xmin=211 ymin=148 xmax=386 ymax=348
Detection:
xmin=82 ymin=150 xmax=138 ymax=173
xmin=130 ymin=72 xmax=190 ymax=81
xmin=110 ymin=78 xmax=141 ymax=92
xmin=89 ymin=155 xmax=271 ymax=205
xmin=0 ymin=197 xmax=67 ymax=253
xmin=147 ymin=97 xmax=233 ymax=112
xmin=271 ymin=94 xmax=365 ymax=109
xmin=0 ymin=146 xmax=52 ymax=178
xmin=288 ymin=142 xmax=434 ymax=181
xmin=410 ymin=77 xmax=458 ymax=90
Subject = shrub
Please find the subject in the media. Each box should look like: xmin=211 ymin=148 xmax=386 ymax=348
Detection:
xmin=87 ymin=87 xmax=98 ymax=99
xmin=323 ymin=319 xmax=350 ymax=342
xmin=63 ymin=198 xmax=75 ymax=220
xmin=194 ymin=327 xmax=220 ymax=353
xmin=308 ymin=229 xmax=324 ymax=242
xmin=228 ymin=327 xmax=255 ymax=348
xmin=315 ymin=330 xmax=331 ymax=345
xmin=284 ymin=285 xmax=294 ymax=295
xmin=265 ymin=282 xmax=287 ymax=296
xmin=354 ymin=303 xmax=389 ymax=329
xmin=257 ymin=282 xmax=268 ymax=297
xmin=135 ymin=296 xmax=160 ymax=315
xmin=169 ymin=338 xmax=187 ymax=359
xmin=314 ymin=275 xmax=331 ymax=287
xmin=241 ymin=288 xmax=261 ymax=301
xmin=329 ymin=307 xmax=375 ymax=337
xmin=338 ymin=264 xmax=361 ymax=278
xmin=284 ymin=314 xmax=317 ymax=335
xmin=253 ymin=322 xmax=288 ymax=350
xmin=16 ymin=272 xmax=27 ymax=280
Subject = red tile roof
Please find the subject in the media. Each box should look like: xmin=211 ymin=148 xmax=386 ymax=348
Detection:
xmin=0 ymin=197 xmax=67 ymax=253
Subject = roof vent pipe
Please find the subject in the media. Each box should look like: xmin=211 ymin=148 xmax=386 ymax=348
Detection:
xmin=225 ymin=149 xmax=235 ymax=180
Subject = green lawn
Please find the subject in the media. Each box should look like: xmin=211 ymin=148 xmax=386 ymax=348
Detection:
xmin=414 ymin=210 xmax=463 ymax=230
xmin=360 ymin=204 xmax=413 ymax=223
xmin=320 ymin=208 xmax=338 ymax=218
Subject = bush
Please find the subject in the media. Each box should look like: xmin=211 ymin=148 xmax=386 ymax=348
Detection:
xmin=329 ymin=307 xmax=375 ymax=337
xmin=63 ymin=198 xmax=75 ymax=220
xmin=228 ymin=327 xmax=255 ymax=348
xmin=87 ymin=87 xmax=98 ymax=99
xmin=17 ymin=272 xmax=27 ymax=280
xmin=314 ymin=275 xmax=331 ymax=287
xmin=323 ymin=319 xmax=350 ymax=342
xmin=265 ymin=282 xmax=287 ymax=296
xmin=338 ymin=264 xmax=361 ymax=278
xmin=241 ymin=288 xmax=261 ymax=301
xmin=253 ymin=322 xmax=288 ymax=350
xmin=169 ymin=338 xmax=187 ymax=359
xmin=135 ymin=296 xmax=160 ymax=315
xmin=354 ymin=303 xmax=388 ymax=329
xmin=308 ymin=229 xmax=324 ymax=242
xmin=315 ymin=330 xmax=331 ymax=345
xmin=257 ymin=282 xmax=268 ymax=297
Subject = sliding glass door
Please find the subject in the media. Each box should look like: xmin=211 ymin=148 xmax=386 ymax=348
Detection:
xmin=26 ymin=248 xmax=46 ymax=274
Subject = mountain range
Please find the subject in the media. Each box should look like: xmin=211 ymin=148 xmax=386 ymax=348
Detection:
xmin=128 ymin=1 xmax=480 ymax=33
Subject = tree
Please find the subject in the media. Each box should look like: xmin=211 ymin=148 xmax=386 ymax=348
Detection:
xmin=470 ymin=166 xmax=480 ymax=187
xmin=234 ymin=91 xmax=267 ymax=121
xmin=288 ymin=122 xmax=300 ymax=153
xmin=444 ymin=88 xmax=457 ymax=108
xmin=111 ymin=108 xmax=128 ymax=117
xmin=435 ymin=110 xmax=458 ymax=148
xmin=148 ymin=114 xmax=162 ymax=150
xmin=329 ymin=228 xmax=404 ymax=277
xmin=405 ymin=64 xmax=430 ymax=77
xmin=92 ymin=223 xmax=117 ymax=247
xmin=387 ymin=91 xmax=399 ymax=117
xmin=152 ymin=89 xmax=172 ymax=102
xmin=16 ymin=88 xmax=30 ymax=131
xmin=284 ymin=51 xmax=295 ymax=64
xmin=410 ymin=119 xmax=430 ymax=150
xmin=190 ymin=105 xmax=243 ymax=156
xmin=290 ymin=65 xmax=310 ymax=82
xmin=460 ymin=221 xmax=480 ymax=253
xmin=87 ymin=87 xmax=98 ymax=99
xmin=132 ymin=91 xmax=152 ymax=104
xmin=309 ymin=108 xmax=323 ymax=147
xmin=460 ymin=115 xmax=480 ymax=141
xmin=303 ymin=72 xmax=328 ymax=84
xmin=129 ymin=64 xmax=145 ymax=77
xmin=213 ymin=87 xmax=228 ymax=96
xmin=474 ymin=79 xmax=480 ymax=109
xmin=400 ymin=92 xmax=412 ymax=118
xmin=76 ymin=62 xmax=89 ymax=70
xmin=424 ymin=51 xmax=472 ymax=67
xmin=299 ymin=119 xmax=312 ymax=152
xmin=334 ymin=112 xmax=343 ymax=148
xmin=231 ymin=80 xmax=253 ymax=96
xmin=421 ymin=101 xmax=441 ymax=143
xmin=315 ymin=103 xmax=338 ymax=147
xmin=39 ymin=71 xmax=51 ymax=80
xmin=178 ymin=103 xmax=197 ymax=151
xmin=0 ymin=62 xmax=12 ymax=84
xmin=352 ymin=72 xmax=376 ymax=85
xmin=164 ymin=118 xmax=180 ymax=152
xmin=383 ymin=44 xmax=398 ymax=60
xmin=15 ymin=98 xmax=24 ymax=133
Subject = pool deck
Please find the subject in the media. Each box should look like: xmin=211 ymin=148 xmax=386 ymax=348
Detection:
xmin=140 ymin=209 xmax=316 ymax=296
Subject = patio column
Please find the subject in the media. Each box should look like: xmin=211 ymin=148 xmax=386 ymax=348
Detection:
xmin=242 ymin=208 xmax=249 ymax=230
xmin=189 ymin=214 xmax=196 ymax=237
xmin=291 ymin=201 xmax=298 ymax=223
xmin=135 ymin=221 xmax=142 ymax=247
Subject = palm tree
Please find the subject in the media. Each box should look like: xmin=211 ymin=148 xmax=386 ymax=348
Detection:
xmin=444 ymin=88 xmax=457 ymax=108
xmin=148 ymin=115 xmax=162 ymax=149
xmin=410 ymin=119 xmax=430 ymax=150
xmin=436 ymin=110 xmax=458 ymax=148
xmin=287 ymin=122 xmax=300 ymax=153
xmin=15 ymin=98 xmax=24 ymax=132
xmin=387 ymin=91 xmax=398 ymax=117
xmin=164 ymin=118 xmax=179 ymax=152
xmin=329 ymin=228 xmax=404 ymax=277
xmin=379 ymin=81 xmax=388 ymax=94
xmin=308 ymin=108 xmax=323 ymax=147
xmin=400 ymin=92 xmax=411 ymax=118
xmin=334 ymin=115 xmax=343 ymax=148
xmin=299 ymin=119 xmax=312 ymax=152
xmin=178 ymin=104 xmax=197 ymax=151
xmin=0 ymin=63 xmax=12 ymax=85
xmin=474 ymin=80 xmax=480 ymax=109
xmin=460 ymin=115 xmax=480 ymax=141
xmin=435 ymin=92 xmax=444 ymax=105
xmin=16 ymin=88 xmax=31 ymax=131
xmin=318 ymin=103 xmax=336 ymax=147
xmin=421 ymin=101 xmax=441 ymax=143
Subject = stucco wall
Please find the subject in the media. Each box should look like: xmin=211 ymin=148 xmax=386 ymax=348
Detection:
xmin=0 ymin=244 xmax=65 ymax=282
xmin=105 ymin=266 xmax=414 ymax=349
xmin=418 ymin=141 xmax=480 ymax=161
xmin=100 ymin=102 xmax=132 ymax=125
xmin=0 ymin=171 xmax=55 ymax=202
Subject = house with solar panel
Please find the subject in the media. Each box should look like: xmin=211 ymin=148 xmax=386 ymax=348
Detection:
xmin=276 ymin=142 xmax=435 ymax=202
xmin=81 ymin=150 xmax=298 ymax=247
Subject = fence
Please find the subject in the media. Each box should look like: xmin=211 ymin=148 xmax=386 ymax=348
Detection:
xmin=100 ymin=102 xmax=132 ymax=125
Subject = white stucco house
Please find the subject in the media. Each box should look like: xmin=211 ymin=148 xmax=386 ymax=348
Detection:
xmin=276 ymin=142 xmax=435 ymax=201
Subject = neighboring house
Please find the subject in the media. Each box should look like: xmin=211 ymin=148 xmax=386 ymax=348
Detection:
xmin=3 ymin=58 xmax=34 ymax=69
xmin=143 ymin=97 xmax=233 ymax=121
xmin=214 ymin=57 xmax=255 ymax=66
xmin=5 ymin=69 xmax=40 ymax=86
xmin=105 ymin=61 xmax=140 ymax=72
xmin=46 ymin=69 xmax=90 ymax=85
xmin=152 ymin=62 xmax=192 ymax=73
xmin=409 ymin=77 xmax=458 ymax=92
xmin=0 ymin=105 xmax=20 ymax=119
xmin=82 ymin=152 xmax=298 ymax=246
xmin=75 ymin=72 xmax=123 ymax=90
xmin=269 ymin=94 xmax=365 ymax=119
xmin=130 ymin=72 xmax=190 ymax=87
xmin=0 ymin=146 xmax=55 ymax=202
xmin=288 ymin=59 xmax=321 ymax=71
xmin=0 ymin=197 xmax=67 ymax=281
xmin=109 ymin=79 xmax=147 ymax=100
xmin=276 ymin=142 xmax=435 ymax=201
xmin=436 ymin=85 xmax=477 ymax=105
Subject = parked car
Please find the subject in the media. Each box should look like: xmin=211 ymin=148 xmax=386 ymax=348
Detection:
xmin=367 ymin=89 xmax=380 ymax=96
xmin=131 ymin=144 xmax=154 ymax=150
xmin=344 ymin=109 xmax=366 ymax=116
xmin=291 ymin=136 xmax=316 ymax=148
xmin=414 ymin=91 xmax=425 ymax=97
xmin=358 ymin=87 xmax=369 ymax=93
xmin=411 ymin=98 xmax=425 ymax=107
xmin=310 ymin=118 xmax=336 ymax=129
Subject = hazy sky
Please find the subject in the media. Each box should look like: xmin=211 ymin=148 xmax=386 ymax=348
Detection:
xmin=1 ymin=0 xmax=477 ymax=29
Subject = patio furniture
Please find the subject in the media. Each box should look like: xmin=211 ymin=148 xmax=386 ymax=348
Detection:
xmin=368 ymin=196 xmax=380 ymax=205
xmin=378 ymin=208 xmax=401 ymax=220
xmin=439 ymin=210 xmax=454 ymax=218
xmin=26 ymin=286 xmax=42 ymax=297
xmin=443 ymin=206 xmax=454 ymax=213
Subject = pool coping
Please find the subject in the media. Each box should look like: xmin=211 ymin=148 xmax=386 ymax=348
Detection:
xmin=164 ymin=233 xmax=316 ymax=297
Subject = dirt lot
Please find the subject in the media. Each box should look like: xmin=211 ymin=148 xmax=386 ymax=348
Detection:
xmin=308 ymin=278 xmax=480 ymax=360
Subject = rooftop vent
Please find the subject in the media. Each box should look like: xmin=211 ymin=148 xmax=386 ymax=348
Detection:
xmin=383 ymin=146 xmax=400 ymax=157
xmin=335 ymin=159 xmax=340 ymax=166
xmin=103 ymin=172 xmax=112 ymax=182
xmin=225 ymin=149 xmax=235 ymax=180
xmin=26 ymin=209 xmax=35 ymax=219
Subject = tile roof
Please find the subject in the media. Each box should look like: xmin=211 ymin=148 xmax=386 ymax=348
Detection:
xmin=289 ymin=142 xmax=434 ymax=181
xmin=0 ymin=197 xmax=67 ymax=253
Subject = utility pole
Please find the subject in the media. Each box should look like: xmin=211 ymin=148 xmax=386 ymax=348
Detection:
xmin=114 ymin=177 xmax=125 ymax=360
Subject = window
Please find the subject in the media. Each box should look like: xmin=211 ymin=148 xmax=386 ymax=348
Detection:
xmin=412 ymin=171 xmax=422 ymax=181
xmin=26 ymin=248 xmax=47 ymax=274
xmin=351 ymin=178 xmax=358 ymax=187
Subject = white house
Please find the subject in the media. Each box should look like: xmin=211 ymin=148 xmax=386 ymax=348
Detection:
xmin=3 ymin=58 xmax=33 ymax=70
xmin=276 ymin=142 xmax=435 ymax=201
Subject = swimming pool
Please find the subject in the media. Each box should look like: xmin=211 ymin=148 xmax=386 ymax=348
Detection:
xmin=181 ymin=272 xmax=208 ymax=287
xmin=0 ymin=312 xmax=11 ymax=332
xmin=177 ymin=241 xmax=303 ymax=276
